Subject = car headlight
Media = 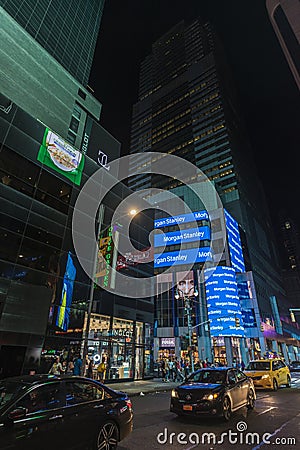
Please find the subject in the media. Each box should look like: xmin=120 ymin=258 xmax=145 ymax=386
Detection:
xmin=203 ymin=393 xmax=219 ymax=400
xmin=171 ymin=389 xmax=179 ymax=398
xmin=261 ymin=374 xmax=270 ymax=379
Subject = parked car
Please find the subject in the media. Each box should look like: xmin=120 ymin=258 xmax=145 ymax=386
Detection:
xmin=289 ymin=360 xmax=300 ymax=372
xmin=243 ymin=358 xmax=291 ymax=390
xmin=170 ymin=367 xmax=256 ymax=421
xmin=0 ymin=374 xmax=133 ymax=450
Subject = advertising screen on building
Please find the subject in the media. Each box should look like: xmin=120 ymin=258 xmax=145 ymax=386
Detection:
xmin=37 ymin=128 xmax=84 ymax=185
xmin=154 ymin=247 xmax=212 ymax=268
xmin=204 ymin=266 xmax=244 ymax=337
xmin=154 ymin=210 xmax=209 ymax=229
xmin=241 ymin=308 xmax=256 ymax=328
xmin=154 ymin=226 xmax=210 ymax=248
xmin=56 ymin=252 xmax=76 ymax=331
xmin=224 ymin=209 xmax=245 ymax=273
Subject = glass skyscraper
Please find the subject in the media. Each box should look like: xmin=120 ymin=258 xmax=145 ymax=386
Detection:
xmin=0 ymin=0 xmax=105 ymax=85
xmin=129 ymin=17 xmax=287 ymax=324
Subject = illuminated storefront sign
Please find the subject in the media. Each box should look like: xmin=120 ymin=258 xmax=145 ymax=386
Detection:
xmin=154 ymin=226 xmax=210 ymax=247
xmin=154 ymin=247 xmax=212 ymax=268
xmin=154 ymin=210 xmax=209 ymax=229
xmin=224 ymin=209 xmax=245 ymax=273
xmin=38 ymin=128 xmax=84 ymax=185
xmin=204 ymin=266 xmax=244 ymax=337
xmin=160 ymin=337 xmax=176 ymax=347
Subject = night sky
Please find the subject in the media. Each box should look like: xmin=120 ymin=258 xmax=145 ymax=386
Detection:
xmin=89 ymin=1 xmax=300 ymax=238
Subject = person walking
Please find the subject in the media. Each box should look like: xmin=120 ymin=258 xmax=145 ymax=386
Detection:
xmin=97 ymin=357 xmax=106 ymax=382
xmin=86 ymin=359 xmax=94 ymax=379
xmin=168 ymin=358 xmax=175 ymax=381
xmin=48 ymin=357 xmax=63 ymax=375
xmin=73 ymin=354 xmax=83 ymax=376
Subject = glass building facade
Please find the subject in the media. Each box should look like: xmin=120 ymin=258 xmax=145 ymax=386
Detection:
xmin=129 ymin=17 xmax=288 ymax=326
xmin=0 ymin=0 xmax=105 ymax=86
xmin=0 ymin=93 xmax=154 ymax=380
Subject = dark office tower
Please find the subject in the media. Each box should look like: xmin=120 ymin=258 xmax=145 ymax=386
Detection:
xmin=266 ymin=0 xmax=300 ymax=90
xmin=129 ymin=18 xmax=286 ymax=318
xmin=0 ymin=0 xmax=105 ymax=86
xmin=279 ymin=213 xmax=300 ymax=272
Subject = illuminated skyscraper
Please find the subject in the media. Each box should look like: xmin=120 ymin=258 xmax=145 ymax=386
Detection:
xmin=0 ymin=0 xmax=105 ymax=86
xmin=266 ymin=0 xmax=300 ymax=90
xmin=129 ymin=17 xmax=287 ymax=322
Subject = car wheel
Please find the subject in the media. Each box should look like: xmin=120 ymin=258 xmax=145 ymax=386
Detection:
xmin=222 ymin=397 xmax=231 ymax=421
xmin=273 ymin=378 xmax=278 ymax=391
xmin=286 ymin=375 xmax=291 ymax=388
xmin=95 ymin=421 xmax=119 ymax=450
xmin=247 ymin=389 xmax=255 ymax=410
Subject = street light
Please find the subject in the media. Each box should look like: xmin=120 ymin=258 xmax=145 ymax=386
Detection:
xmin=175 ymin=282 xmax=199 ymax=373
xmin=289 ymin=308 xmax=300 ymax=323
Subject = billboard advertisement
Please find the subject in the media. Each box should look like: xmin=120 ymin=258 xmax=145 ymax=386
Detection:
xmin=154 ymin=226 xmax=210 ymax=247
xmin=154 ymin=247 xmax=212 ymax=268
xmin=204 ymin=266 xmax=244 ymax=337
xmin=154 ymin=210 xmax=209 ymax=229
xmin=56 ymin=252 xmax=76 ymax=331
xmin=224 ymin=209 xmax=245 ymax=273
xmin=37 ymin=128 xmax=84 ymax=185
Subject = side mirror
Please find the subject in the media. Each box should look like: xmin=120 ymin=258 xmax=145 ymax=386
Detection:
xmin=8 ymin=407 xmax=27 ymax=421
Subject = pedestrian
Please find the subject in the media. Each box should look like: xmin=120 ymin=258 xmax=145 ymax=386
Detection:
xmin=241 ymin=360 xmax=245 ymax=371
xmin=48 ymin=356 xmax=63 ymax=375
xmin=168 ymin=358 xmax=175 ymax=381
xmin=73 ymin=354 xmax=83 ymax=376
xmin=97 ymin=357 xmax=106 ymax=382
xmin=175 ymin=358 xmax=184 ymax=382
xmin=164 ymin=358 xmax=170 ymax=381
xmin=160 ymin=359 xmax=166 ymax=382
xmin=86 ymin=359 xmax=94 ymax=379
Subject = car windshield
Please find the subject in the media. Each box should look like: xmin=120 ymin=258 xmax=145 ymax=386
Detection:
xmin=246 ymin=361 xmax=271 ymax=371
xmin=187 ymin=370 xmax=226 ymax=384
xmin=0 ymin=381 xmax=26 ymax=410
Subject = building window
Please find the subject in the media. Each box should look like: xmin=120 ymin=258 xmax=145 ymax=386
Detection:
xmin=78 ymin=89 xmax=86 ymax=100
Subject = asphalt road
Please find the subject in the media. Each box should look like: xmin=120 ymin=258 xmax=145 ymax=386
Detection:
xmin=119 ymin=372 xmax=300 ymax=450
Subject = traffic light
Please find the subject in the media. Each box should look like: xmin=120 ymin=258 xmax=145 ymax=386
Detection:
xmin=290 ymin=311 xmax=296 ymax=322
xmin=260 ymin=323 xmax=264 ymax=332
xmin=192 ymin=332 xmax=197 ymax=345
xmin=235 ymin=317 xmax=240 ymax=327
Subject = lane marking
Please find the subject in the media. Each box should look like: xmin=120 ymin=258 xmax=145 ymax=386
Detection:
xmin=252 ymin=413 xmax=300 ymax=450
xmin=257 ymin=406 xmax=277 ymax=415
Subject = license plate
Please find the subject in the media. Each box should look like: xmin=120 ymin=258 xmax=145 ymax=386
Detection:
xmin=183 ymin=405 xmax=193 ymax=411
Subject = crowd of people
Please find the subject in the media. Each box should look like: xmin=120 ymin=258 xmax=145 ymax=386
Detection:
xmin=48 ymin=354 xmax=107 ymax=381
xmin=156 ymin=356 xmax=247 ymax=381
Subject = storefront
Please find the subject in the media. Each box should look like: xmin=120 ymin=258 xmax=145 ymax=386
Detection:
xmin=84 ymin=313 xmax=153 ymax=381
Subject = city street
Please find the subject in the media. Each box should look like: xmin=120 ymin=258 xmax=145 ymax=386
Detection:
xmin=118 ymin=372 xmax=300 ymax=450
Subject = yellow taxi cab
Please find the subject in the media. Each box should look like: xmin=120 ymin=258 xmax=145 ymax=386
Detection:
xmin=244 ymin=358 xmax=291 ymax=391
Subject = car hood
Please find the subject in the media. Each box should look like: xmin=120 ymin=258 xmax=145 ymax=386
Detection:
xmin=244 ymin=371 xmax=270 ymax=377
xmin=179 ymin=382 xmax=222 ymax=391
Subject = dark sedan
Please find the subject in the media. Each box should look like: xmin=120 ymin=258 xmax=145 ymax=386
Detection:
xmin=170 ymin=367 xmax=256 ymax=421
xmin=0 ymin=374 xmax=133 ymax=450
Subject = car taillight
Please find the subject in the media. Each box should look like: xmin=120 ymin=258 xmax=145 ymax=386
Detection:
xmin=125 ymin=399 xmax=132 ymax=410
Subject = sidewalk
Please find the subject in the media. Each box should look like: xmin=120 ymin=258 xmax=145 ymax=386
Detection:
xmin=105 ymin=378 xmax=180 ymax=397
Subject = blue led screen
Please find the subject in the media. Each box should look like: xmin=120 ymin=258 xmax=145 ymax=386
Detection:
xmin=154 ymin=247 xmax=212 ymax=268
xmin=154 ymin=226 xmax=210 ymax=247
xmin=241 ymin=308 xmax=256 ymax=328
xmin=224 ymin=209 xmax=245 ymax=273
xmin=56 ymin=252 xmax=76 ymax=331
xmin=204 ymin=266 xmax=244 ymax=337
xmin=154 ymin=210 xmax=209 ymax=229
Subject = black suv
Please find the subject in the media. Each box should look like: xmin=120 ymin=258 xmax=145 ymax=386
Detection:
xmin=0 ymin=375 xmax=133 ymax=450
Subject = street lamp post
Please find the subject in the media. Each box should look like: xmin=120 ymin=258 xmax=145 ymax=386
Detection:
xmin=175 ymin=285 xmax=199 ymax=374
